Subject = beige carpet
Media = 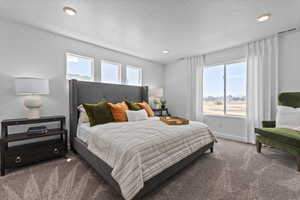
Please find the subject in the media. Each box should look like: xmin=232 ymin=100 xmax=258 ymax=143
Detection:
xmin=1 ymin=139 xmax=299 ymax=200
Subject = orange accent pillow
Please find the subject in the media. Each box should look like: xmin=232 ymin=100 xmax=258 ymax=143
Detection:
xmin=108 ymin=102 xmax=129 ymax=122
xmin=137 ymin=102 xmax=154 ymax=117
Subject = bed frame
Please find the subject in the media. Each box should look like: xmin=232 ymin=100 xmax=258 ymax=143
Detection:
xmin=69 ymin=79 xmax=214 ymax=199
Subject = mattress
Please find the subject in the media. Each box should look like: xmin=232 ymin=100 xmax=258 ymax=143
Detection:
xmin=76 ymin=117 xmax=161 ymax=143
xmin=76 ymin=122 xmax=104 ymax=143
xmin=87 ymin=117 xmax=215 ymax=200
xmin=77 ymin=123 xmax=90 ymax=143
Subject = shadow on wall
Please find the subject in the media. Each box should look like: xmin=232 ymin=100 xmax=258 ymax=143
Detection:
xmin=42 ymin=78 xmax=69 ymax=129
xmin=0 ymin=73 xmax=25 ymax=121
xmin=41 ymin=78 xmax=68 ymax=115
xmin=203 ymin=115 xmax=247 ymax=143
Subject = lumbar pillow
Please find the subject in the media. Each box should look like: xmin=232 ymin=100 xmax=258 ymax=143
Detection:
xmin=137 ymin=102 xmax=155 ymax=117
xmin=82 ymin=101 xmax=114 ymax=126
xmin=276 ymin=105 xmax=300 ymax=131
xmin=125 ymin=100 xmax=142 ymax=111
xmin=126 ymin=109 xmax=148 ymax=122
xmin=77 ymin=104 xmax=89 ymax=124
xmin=108 ymin=101 xmax=129 ymax=122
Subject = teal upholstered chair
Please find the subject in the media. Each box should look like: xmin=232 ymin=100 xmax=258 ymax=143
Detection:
xmin=255 ymin=92 xmax=300 ymax=172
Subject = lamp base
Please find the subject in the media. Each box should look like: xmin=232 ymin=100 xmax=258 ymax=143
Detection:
xmin=24 ymin=95 xmax=42 ymax=119
xmin=26 ymin=108 xmax=40 ymax=119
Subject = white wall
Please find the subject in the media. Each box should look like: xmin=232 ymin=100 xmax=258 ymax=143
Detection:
xmin=164 ymin=59 xmax=190 ymax=118
xmin=0 ymin=19 xmax=165 ymax=132
xmin=165 ymin=31 xmax=300 ymax=143
xmin=278 ymin=31 xmax=300 ymax=93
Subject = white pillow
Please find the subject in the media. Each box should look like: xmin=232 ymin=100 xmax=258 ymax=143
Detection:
xmin=126 ymin=109 xmax=148 ymax=122
xmin=276 ymin=105 xmax=300 ymax=131
xmin=77 ymin=105 xmax=89 ymax=124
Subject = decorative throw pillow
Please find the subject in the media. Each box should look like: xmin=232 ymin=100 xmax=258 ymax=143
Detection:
xmin=77 ymin=104 xmax=89 ymax=124
xmin=108 ymin=101 xmax=129 ymax=122
xmin=276 ymin=105 xmax=300 ymax=131
xmin=82 ymin=101 xmax=114 ymax=126
xmin=125 ymin=109 xmax=148 ymax=122
xmin=137 ymin=102 xmax=154 ymax=117
xmin=125 ymin=100 xmax=142 ymax=111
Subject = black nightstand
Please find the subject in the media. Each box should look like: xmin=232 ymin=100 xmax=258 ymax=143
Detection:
xmin=0 ymin=116 xmax=68 ymax=176
xmin=152 ymin=108 xmax=170 ymax=117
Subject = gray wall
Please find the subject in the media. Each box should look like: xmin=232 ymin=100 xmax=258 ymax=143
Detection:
xmin=165 ymin=31 xmax=300 ymax=142
xmin=164 ymin=59 xmax=190 ymax=118
xmin=0 ymin=19 xmax=165 ymax=133
xmin=278 ymin=31 xmax=300 ymax=93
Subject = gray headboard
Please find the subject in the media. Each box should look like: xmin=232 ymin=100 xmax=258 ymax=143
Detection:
xmin=69 ymin=79 xmax=148 ymax=143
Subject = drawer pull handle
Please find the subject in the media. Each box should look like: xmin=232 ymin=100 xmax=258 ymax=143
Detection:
xmin=15 ymin=156 xmax=22 ymax=164
xmin=53 ymin=148 xmax=60 ymax=154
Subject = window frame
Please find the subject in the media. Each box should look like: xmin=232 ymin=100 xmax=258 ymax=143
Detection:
xmin=126 ymin=65 xmax=142 ymax=86
xmin=65 ymin=52 xmax=95 ymax=81
xmin=203 ymin=59 xmax=247 ymax=117
xmin=100 ymin=60 xmax=122 ymax=84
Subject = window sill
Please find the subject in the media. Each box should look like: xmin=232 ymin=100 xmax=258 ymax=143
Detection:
xmin=203 ymin=114 xmax=246 ymax=119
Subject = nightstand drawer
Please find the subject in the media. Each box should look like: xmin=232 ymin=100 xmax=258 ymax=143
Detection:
xmin=5 ymin=139 xmax=66 ymax=169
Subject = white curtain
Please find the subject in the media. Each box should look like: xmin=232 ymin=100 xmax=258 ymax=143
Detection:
xmin=246 ymin=35 xmax=279 ymax=143
xmin=186 ymin=55 xmax=205 ymax=121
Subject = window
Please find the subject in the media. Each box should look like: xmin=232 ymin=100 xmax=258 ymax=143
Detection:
xmin=203 ymin=65 xmax=225 ymax=115
xmin=101 ymin=60 xmax=121 ymax=84
xmin=66 ymin=53 xmax=94 ymax=81
xmin=226 ymin=62 xmax=247 ymax=115
xmin=126 ymin=65 xmax=142 ymax=86
xmin=203 ymin=61 xmax=246 ymax=116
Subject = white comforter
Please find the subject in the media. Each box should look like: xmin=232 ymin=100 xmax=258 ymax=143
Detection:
xmin=87 ymin=118 xmax=215 ymax=200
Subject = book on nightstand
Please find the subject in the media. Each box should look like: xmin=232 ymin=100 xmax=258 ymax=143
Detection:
xmin=27 ymin=126 xmax=48 ymax=135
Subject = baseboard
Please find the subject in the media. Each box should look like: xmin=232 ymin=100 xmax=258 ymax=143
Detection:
xmin=214 ymin=131 xmax=248 ymax=143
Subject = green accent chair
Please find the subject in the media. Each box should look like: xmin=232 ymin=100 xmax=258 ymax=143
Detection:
xmin=255 ymin=92 xmax=300 ymax=172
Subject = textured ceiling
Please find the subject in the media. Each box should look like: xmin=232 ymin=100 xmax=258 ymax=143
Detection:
xmin=0 ymin=0 xmax=299 ymax=64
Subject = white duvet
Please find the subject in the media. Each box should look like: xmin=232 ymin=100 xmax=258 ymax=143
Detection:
xmin=87 ymin=118 xmax=215 ymax=200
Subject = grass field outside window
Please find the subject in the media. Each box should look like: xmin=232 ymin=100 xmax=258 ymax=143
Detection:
xmin=203 ymin=61 xmax=246 ymax=116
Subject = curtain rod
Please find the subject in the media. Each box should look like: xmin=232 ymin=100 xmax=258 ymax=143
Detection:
xmin=278 ymin=27 xmax=298 ymax=35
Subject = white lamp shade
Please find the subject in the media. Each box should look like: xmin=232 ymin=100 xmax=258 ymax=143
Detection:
xmin=149 ymin=88 xmax=163 ymax=97
xmin=15 ymin=78 xmax=49 ymax=95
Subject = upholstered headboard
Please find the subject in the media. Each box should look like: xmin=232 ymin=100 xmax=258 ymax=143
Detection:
xmin=69 ymin=79 xmax=148 ymax=145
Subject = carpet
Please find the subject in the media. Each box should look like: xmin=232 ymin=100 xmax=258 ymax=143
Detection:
xmin=0 ymin=139 xmax=299 ymax=200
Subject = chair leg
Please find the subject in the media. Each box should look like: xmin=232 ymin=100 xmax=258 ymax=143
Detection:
xmin=256 ymin=141 xmax=262 ymax=153
xmin=210 ymin=146 xmax=214 ymax=153
xmin=297 ymin=156 xmax=300 ymax=172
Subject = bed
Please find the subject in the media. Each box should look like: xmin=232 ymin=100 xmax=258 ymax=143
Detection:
xmin=69 ymin=79 xmax=215 ymax=200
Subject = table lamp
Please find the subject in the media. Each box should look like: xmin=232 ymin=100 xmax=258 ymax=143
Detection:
xmin=149 ymin=88 xmax=163 ymax=98
xmin=149 ymin=88 xmax=164 ymax=109
xmin=15 ymin=77 xmax=49 ymax=119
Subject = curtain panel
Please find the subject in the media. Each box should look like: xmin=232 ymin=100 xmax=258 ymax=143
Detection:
xmin=186 ymin=55 xmax=205 ymax=121
xmin=246 ymin=35 xmax=279 ymax=143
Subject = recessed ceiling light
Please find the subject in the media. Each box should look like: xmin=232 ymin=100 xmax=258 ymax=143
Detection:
xmin=257 ymin=13 xmax=271 ymax=22
xmin=63 ymin=7 xmax=77 ymax=16
xmin=162 ymin=50 xmax=169 ymax=54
